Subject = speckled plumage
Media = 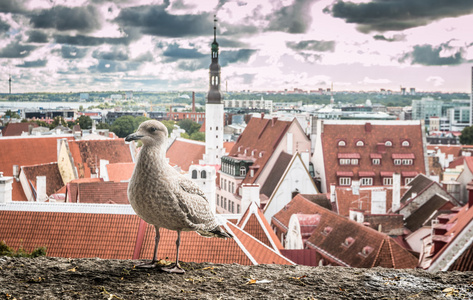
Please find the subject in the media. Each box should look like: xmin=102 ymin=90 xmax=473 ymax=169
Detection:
xmin=126 ymin=120 xmax=231 ymax=272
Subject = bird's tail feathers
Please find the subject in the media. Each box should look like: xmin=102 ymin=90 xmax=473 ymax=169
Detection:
xmin=197 ymin=227 xmax=233 ymax=239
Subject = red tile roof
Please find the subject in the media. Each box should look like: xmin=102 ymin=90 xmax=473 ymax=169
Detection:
xmin=2 ymin=122 xmax=38 ymax=136
xmin=320 ymin=121 xmax=426 ymax=192
xmin=66 ymin=181 xmax=129 ymax=204
xmin=223 ymin=141 xmax=235 ymax=154
xmin=465 ymin=157 xmax=473 ymax=173
xmin=68 ymin=139 xmax=133 ymax=177
xmin=0 ymin=136 xmax=74 ymax=201
xmin=304 ymin=204 xmax=418 ymax=268
xmin=427 ymin=145 xmax=462 ymax=159
xmin=0 ymin=208 xmax=293 ymax=265
xmin=21 ymin=162 xmax=64 ymax=198
xmin=448 ymin=156 xmax=464 ymax=169
xmin=237 ymin=202 xmax=283 ymax=251
xmin=227 ymin=117 xmax=292 ymax=184
xmin=106 ymin=162 xmax=135 ymax=182
xmin=166 ymin=138 xmax=205 ymax=172
xmin=272 ymin=194 xmax=322 ymax=234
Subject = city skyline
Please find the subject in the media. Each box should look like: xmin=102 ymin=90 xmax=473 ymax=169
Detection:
xmin=0 ymin=0 xmax=473 ymax=93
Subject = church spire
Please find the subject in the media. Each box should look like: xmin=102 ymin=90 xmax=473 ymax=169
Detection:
xmin=207 ymin=15 xmax=222 ymax=104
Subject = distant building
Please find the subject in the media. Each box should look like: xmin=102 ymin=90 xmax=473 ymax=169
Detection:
xmin=412 ymin=97 xmax=442 ymax=127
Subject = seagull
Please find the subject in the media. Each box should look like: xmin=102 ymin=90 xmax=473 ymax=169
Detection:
xmin=125 ymin=120 xmax=232 ymax=274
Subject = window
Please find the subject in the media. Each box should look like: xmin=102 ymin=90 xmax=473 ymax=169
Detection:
xmin=402 ymin=141 xmax=410 ymax=147
xmin=251 ymin=150 xmax=256 ymax=157
xmin=385 ymin=141 xmax=393 ymax=146
xmin=343 ymin=237 xmax=355 ymax=247
xmin=224 ymin=198 xmax=227 ymax=210
xmin=191 ymin=170 xmax=197 ymax=179
xmin=240 ymin=166 xmax=246 ymax=176
xmin=339 ymin=177 xmax=351 ymax=186
xmin=394 ymin=159 xmax=401 ymax=165
xmin=322 ymin=226 xmax=332 ymax=236
xmin=360 ymin=177 xmax=373 ymax=186
xmin=405 ymin=177 xmax=414 ymax=185
xmin=338 ymin=140 xmax=346 ymax=147
xmin=360 ymin=246 xmax=374 ymax=256
xmin=339 ymin=159 xmax=350 ymax=165
xmin=217 ymin=195 xmax=220 ymax=206
xmin=259 ymin=152 xmax=264 ymax=158
xmin=356 ymin=141 xmax=364 ymax=147
xmin=224 ymin=179 xmax=227 ymax=191
xmin=351 ymin=159 xmax=359 ymax=165
xmin=372 ymin=159 xmax=380 ymax=165
xmin=201 ymin=170 xmax=207 ymax=179
xmin=402 ymin=159 xmax=413 ymax=165
xmin=220 ymin=178 xmax=223 ymax=188
xmin=383 ymin=177 xmax=393 ymax=185
xmin=237 ymin=204 xmax=240 ymax=214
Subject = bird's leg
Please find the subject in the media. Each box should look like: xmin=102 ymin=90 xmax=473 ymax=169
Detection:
xmin=162 ymin=231 xmax=185 ymax=274
xmin=136 ymin=226 xmax=160 ymax=269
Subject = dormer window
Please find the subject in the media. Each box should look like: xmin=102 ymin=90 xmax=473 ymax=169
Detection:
xmin=385 ymin=141 xmax=392 ymax=147
xmin=360 ymin=246 xmax=374 ymax=256
xmin=402 ymin=140 xmax=410 ymax=147
xmin=356 ymin=140 xmax=364 ymax=147
xmin=240 ymin=166 xmax=246 ymax=176
xmin=259 ymin=152 xmax=264 ymax=158
xmin=322 ymin=226 xmax=333 ymax=236
xmin=343 ymin=237 xmax=355 ymax=247
xmin=372 ymin=158 xmax=380 ymax=165
xmin=338 ymin=140 xmax=346 ymax=147
xmin=251 ymin=150 xmax=256 ymax=157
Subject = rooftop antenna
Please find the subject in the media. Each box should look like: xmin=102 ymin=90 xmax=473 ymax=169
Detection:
xmin=213 ymin=15 xmax=217 ymax=42
xmin=9 ymin=74 xmax=11 ymax=94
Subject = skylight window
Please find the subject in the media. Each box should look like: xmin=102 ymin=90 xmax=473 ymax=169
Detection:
xmin=356 ymin=140 xmax=364 ymax=147
xmin=338 ymin=140 xmax=346 ymax=147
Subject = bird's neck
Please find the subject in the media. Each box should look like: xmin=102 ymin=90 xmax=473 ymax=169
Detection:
xmin=139 ymin=145 xmax=167 ymax=168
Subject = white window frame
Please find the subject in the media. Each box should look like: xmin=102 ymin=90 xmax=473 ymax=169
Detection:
xmin=338 ymin=140 xmax=346 ymax=147
xmin=240 ymin=166 xmax=246 ymax=176
xmin=383 ymin=177 xmax=393 ymax=185
xmin=356 ymin=141 xmax=364 ymax=147
xmin=339 ymin=159 xmax=350 ymax=165
xmin=394 ymin=159 xmax=402 ymax=165
xmin=385 ymin=141 xmax=392 ymax=146
xmin=402 ymin=141 xmax=410 ymax=147
xmin=402 ymin=159 xmax=413 ymax=165
xmin=372 ymin=158 xmax=380 ymax=165
xmin=351 ymin=159 xmax=359 ymax=165
xmin=360 ymin=177 xmax=373 ymax=186
xmin=405 ymin=177 xmax=414 ymax=185
xmin=339 ymin=177 xmax=351 ymax=186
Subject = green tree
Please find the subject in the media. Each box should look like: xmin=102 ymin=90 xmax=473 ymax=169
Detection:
xmin=96 ymin=122 xmax=110 ymax=130
xmin=161 ymin=120 xmax=176 ymax=136
xmin=4 ymin=109 xmax=20 ymax=119
xmin=111 ymin=116 xmax=136 ymax=138
xmin=133 ymin=116 xmax=150 ymax=129
xmin=178 ymin=119 xmax=201 ymax=136
xmin=51 ymin=116 xmax=67 ymax=129
xmin=190 ymin=131 xmax=205 ymax=141
xmin=460 ymin=126 xmax=473 ymax=145
xmin=76 ymin=115 xmax=93 ymax=129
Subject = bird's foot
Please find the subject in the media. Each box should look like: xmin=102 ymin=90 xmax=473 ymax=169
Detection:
xmin=161 ymin=263 xmax=185 ymax=274
xmin=135 ymin=261 xmax=158 ymax=269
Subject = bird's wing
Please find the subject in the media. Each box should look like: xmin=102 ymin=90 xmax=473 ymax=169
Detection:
xmin=173 ymin=175 xmax=218 ymax=230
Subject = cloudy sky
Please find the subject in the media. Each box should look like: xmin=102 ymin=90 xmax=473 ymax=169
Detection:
xmin=1 ymin=0 xmax=473 ymax=93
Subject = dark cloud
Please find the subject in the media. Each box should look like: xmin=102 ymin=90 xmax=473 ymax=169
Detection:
xmin=0 ymin=0 xmax=25 ymax=13
xmin=399 ymin=43 xmax=464 ymax=66
xmin=30 ymin=5 xmax=102 ymax=33
xmin=220 ymin=49 xmax=256 ymax=66
xmin=26 ymin=30 xmax=49 ymax=43
xmin=267 ymin=0 xmax=317 ymax=33
xmin=115 ymin=5 xmax=213 ymax=37
xmin=177 ymin=60 xmax=207 ymax=71
xmin=59 ymin=45 xmax=88 ymax=59
xmin=133 ymin=52 xmax=154 ymax=62
xmin=0 ymin=41 xmax=36 ymax=58
xmin=89 ymin=60 xmax=140 ymax=73
xmin=373 ymin=34 xmax=406 ymax=42
xmin=92 ymin=47 xmax=129 ymax=61
xmin=286 ymin=40 xmax=335 ymax=52
xmin=16 ymin=59 xmax=47 ymax=68
xmin=0 ymin=19 xmax=10 ymax=34
xmin=217 ymin=38 xmax=249 ymax=48
xmin=162 ymin=43 xmax=206 ymax=61
xmin=53 ymin=34 xmax=134 ymax=46
xmin=326 ymin=0 xmax=473 ymax=33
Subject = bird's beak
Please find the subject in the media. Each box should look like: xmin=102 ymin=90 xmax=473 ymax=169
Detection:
xmin=125 ymin=133 xmax=144 ymax=142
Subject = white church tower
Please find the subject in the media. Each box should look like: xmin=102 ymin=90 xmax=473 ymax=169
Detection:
xmin=201 ymin=16 xmax=225 ymax=166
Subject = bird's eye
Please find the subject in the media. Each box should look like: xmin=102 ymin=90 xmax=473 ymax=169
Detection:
xmin=150 ymin=127 xmax=157 ymax=132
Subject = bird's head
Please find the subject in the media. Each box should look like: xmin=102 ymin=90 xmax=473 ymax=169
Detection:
xmin=125 ymin=120 xmax=168 ymax=147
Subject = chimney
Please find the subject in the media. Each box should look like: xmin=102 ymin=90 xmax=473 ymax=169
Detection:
xmin=261 ymin=113 xmax=265 ymax=119
xmin=0 ymin=172 xmax=13 ymax=203
xmin=36 ymin=176 xmax=48 ymax=202
xmin=365 ymin=122 xmax=372 ymax=132
xmin=330 ymin=184 xmax=336 ymax=204
xmin=12 ymin=165 xmax=19 ymax=179
xmin=192 ymin=91 xmax=196 ymax=113
xmin=392 ymin=173 xmax=401 ymax=211
xmin=271 ymin=117 xmax=278 ymax=127
xmin=241 ymin=183 xmax=260 ymax=214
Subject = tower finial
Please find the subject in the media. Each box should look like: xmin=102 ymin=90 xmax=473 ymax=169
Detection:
xmin=213 ymin=15 xmax=217 ymax=42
